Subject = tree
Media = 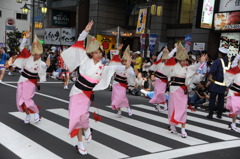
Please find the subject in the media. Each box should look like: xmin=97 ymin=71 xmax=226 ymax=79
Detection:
xmin=6 ymin=28 xmax=21 ymax=55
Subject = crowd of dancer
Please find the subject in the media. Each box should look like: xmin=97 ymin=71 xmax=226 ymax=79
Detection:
xmin=1 ymin=20 xmax=240 ymax=155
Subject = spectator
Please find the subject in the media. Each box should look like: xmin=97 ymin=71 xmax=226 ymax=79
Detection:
xmin=189 ymin=81 xmax=207 ymax=108
xmin=142 ymin=57 xmax=151 ymax=72
xmin=132 ymin=72 xmax=144 ymax=96
xmin=133 ymin=51 xmax=142 ymax=71
xmin=0 ymin=47 xmax=9 ymax=83
xmin=140 ymin=73 xmax=155 ymax=98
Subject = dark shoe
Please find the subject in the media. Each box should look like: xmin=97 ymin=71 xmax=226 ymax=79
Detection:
xmin=216 ymin=114 xmax=222 ymax=119
xmin=207 ymin=114 xmax=213 ymax=119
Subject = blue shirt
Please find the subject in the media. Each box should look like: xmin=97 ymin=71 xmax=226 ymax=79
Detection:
xmin=209 ymin=57 xmax=228 ymax=94
xmin=0 ymin=53 xmax=9 ymax=65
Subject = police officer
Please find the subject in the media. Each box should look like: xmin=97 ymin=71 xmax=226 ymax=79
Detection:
xmin=206 ymin=47 xmax=230 ymax=119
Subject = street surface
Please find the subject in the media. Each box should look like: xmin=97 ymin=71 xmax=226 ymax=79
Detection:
xmin=1 ymin=72 xmax=240 ymax=159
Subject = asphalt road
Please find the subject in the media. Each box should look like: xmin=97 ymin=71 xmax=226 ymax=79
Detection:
xmin=1 ymin=71 xmax=240 ymax=159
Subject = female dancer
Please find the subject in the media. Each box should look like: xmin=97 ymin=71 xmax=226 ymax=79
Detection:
xmin=61 ymin=21 xmax=131 ymax=155
xmin=149 ymin=46 xmax=177 ymax=111
xmin=225 ymin=53 xmax=240 ymax=131
xmin=162 ymin=43 xmax=207 ymax=138
xmin=111 ymin=45 xmax=136 ymax=117
xmin=14 ymin=31 xmax=50 ymax=124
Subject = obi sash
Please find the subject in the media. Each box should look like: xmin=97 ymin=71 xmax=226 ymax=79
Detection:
xmin=21 ymin=69 xmax=39 ymax=79
xmin=170 ymin=77 xmax=186 ymax=86
xmin=114 ymin=73 xmax=127 ymax=84
xmin=230 ymin=83 xmax=240 ymax=93
xmin=75 ymin=73 xmax=97 ymax=91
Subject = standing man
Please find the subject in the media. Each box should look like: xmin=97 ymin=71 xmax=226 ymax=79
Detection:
xmin=206 ymin=47 xmax=230 ymax=119
xmin=0 ymin=47 xmax=9 ymax=83
xmin=133 ymin=51 xmax=142 ymax=72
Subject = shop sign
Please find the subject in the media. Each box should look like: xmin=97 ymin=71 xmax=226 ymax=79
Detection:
xmin=220 ymin=33 xmax=240 ymax=57
xmin=193 ymin=43 xmax=205 ymax=51
xmin=6 ymin=25 xmax=15 ymax=30
xmin=219 ymin=0 xmax=240 ymax=12
xmin=44 ymin=28 xmax=76 ymax=45
xmin=52 ymin=10 xmax=71 ymax=27
xmin=214 ymin=12 xmax=240 ymax=30
xmin=200 ymin=0 xmax=215 ymax=29
xmin=101 ymin=38 xmax=111 ymax=50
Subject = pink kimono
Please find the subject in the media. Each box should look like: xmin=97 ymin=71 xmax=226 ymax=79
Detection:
xmin=61 ymin=31 xmax=126 ymax=138
xmin=14 ymin=38 xmax=47 ymax=114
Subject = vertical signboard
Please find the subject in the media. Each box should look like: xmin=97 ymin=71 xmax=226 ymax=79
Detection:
xmin=200 ymin=0 xmax=215 ymax=29
xmin=136 ymin=9 xmax=147 ymax=34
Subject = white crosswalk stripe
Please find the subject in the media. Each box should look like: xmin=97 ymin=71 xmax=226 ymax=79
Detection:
xmin=0 ymin=122 xmax=62 ymax=159
xmin=47 ymin=108 xmax=171 ymax=153
xmin=132 ymin=104 xmax=235 ymax=131
xmin=9 ymin=112 xmax=128 ymax=159
xmin=110 ymin=105 xmax=239 ymax=141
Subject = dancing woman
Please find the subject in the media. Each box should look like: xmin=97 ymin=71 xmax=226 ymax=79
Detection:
xmin=61 ymin=21 xmax=131 ymax=155
xmin=162 ymin=43 xmax=207 ymax=138
xmin=14 ymin=31 xmax=50 ymax=124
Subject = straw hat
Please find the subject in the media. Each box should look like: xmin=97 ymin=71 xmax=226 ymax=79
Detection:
xmin=86 ymin=35 xmax=101 ymax=53
xmin=162 ymin=48 xmax=170 ymax=60
xmin=175 ymin=43 xmax=188 ymax=60
xmin=122 ymin=45 xmax=131 ymax=61
xmin=31 ymin=34 xmax=43 ymax=55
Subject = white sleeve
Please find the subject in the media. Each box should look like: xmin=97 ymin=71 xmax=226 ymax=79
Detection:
xmin=77 ymin=30 xmax=88 ymax=41
xmin=168 ymin=48 xmax=177 ymax=58
xmin=231 ymin=54 xmax=240 ymax=68
xmin=41 ymin=61 xmax=47 ymax=69
xmin=157 ymin=51 xmax=163 ymax=61
xmin=20 ymin=38 xmax=27 ymax=51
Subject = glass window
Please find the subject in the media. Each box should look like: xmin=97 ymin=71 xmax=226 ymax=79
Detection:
xmin=180 ymin=0 xmax=195 ymax=24
xmin=0 ymin=10 xmax=2 ymax=17
xmin=16 ymin=13 xmax=28 ymax=20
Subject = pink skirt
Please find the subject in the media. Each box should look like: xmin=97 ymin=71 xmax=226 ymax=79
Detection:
xmin=69 ymin=93 xmax=91 ymax=138
xmin=226 ymin=96 xmax=240 ymax=115
xmin=111 ymin=83 xmax=129 ymax=109
xmin=16 ymin=80 xmax=39 ymax=113
xmin=168 ymin=87 xmax=188 ymax=125
xmin=149 ymin=78 xmax=167 ymax=104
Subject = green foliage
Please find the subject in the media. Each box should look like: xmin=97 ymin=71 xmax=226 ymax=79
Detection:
xmin=6 ymin=28 xmax=21 ymax=53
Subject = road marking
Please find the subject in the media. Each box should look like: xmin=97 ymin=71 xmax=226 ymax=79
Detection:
xmin=9 ymin=112 xmax=128 ymax=159
xmin=132 ymin=104 xmax=235 ymax=132
xmin=1 ymin=81 xmax=64 ymax=84
xmin=108 ymin=106 xmax=239 ymax=141
xmin=47 ymin=108 xmax=170 ymax=153
xmin=0 ymin=122 xmax=62 ymax=159
xmin=88 ymin=107 xmax=207 ymax=146
xmin=129 ymin=139 xmax=240 ymax=159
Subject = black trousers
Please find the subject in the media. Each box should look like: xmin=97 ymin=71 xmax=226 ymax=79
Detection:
xmin=208 ymin=91 xmax=225 ymax=116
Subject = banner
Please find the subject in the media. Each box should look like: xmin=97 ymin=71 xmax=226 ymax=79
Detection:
xmin=44 ymin=28 xmax=61 ymax=45
xmin=60 ymin=28 xmax=76 ymax=45
xmin=148 ymin=33 xmax=158 ymax=54
xmin=220 ymin=33 xmax=240 ymax=57
xmin=214 ymin=12 xmax=240 ymax=31
xmin=200 ymin=0 xmax=215 ymax=29
xmin=44 ymin=28 xmax=76 ymax=45
xmin=219 ymin=0 xmax=240 ymax=12
xmin=184 ymin=34 xmax=192 ymax=53
xmin=136 ymin=9 xmax=147 ymax=34
xmin=140 ymin=34 xmax=146 ymax=53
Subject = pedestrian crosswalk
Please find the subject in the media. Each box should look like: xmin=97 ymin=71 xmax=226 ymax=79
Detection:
xmin=2 ymin=103 xmax=240 ymax=159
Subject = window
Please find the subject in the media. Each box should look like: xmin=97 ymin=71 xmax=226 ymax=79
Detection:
xmin=16 ymin=13 xmax=28 ymax=20
xmin=0 ymin=10 xmax=2 ymax=17
xmin=179 ymin=0 xmax=195 ymax=24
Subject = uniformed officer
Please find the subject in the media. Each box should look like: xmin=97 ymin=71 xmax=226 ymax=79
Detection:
xmin=206 ymin=47 xmax=230 ymax=119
